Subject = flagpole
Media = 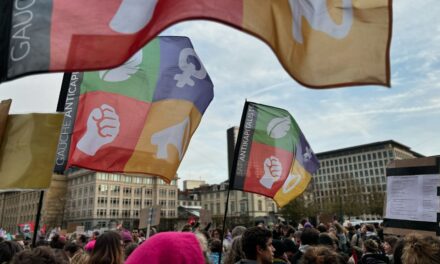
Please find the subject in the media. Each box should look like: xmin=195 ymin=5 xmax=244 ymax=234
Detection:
xmin=31 ymin=190 xmax=44 ymax=248
xmin=219 ymin=183 xmax=231 ymax=264
xmin=56 ymin=73 xmax=72 ymax=112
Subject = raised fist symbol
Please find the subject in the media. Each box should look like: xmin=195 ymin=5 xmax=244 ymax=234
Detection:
xmin=77 ymin=104 xmax=120 ymax=156
xmin=259 ymin=156 xmax=283 ymax=189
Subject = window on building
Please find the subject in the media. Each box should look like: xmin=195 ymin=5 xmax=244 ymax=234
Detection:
xmin=123 ymin=199 xmax=131 ymax=206
xmin=145 ymin=189 xmax=152 ymax=196
xmin=98 ymin=185 xmax=108 ymax=193
xmin=122 ymin=210 xmax=130 ymax=217
xmin=123 ymin=187 xmax=132 ymax=196
xmin=258 ymin=200 xmax=263 ymax=211
xmin=110 ymin=209 xmax=118 ymax=217
xmin=160 ymin=200 xmax=167 ymax=206
xmin=216 ymin=203 xmax=220 ymax=214
xmin=144 ymin=200 xmax=152 ymax=206
xmin=110 ymin=185 xmax=120 ymax=194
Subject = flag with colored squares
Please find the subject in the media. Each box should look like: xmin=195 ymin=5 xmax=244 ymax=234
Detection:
xmin=230 ymin=102 xmax=319 ymax=207
xmin=0 ymin=0 xmax=391 ymax=89
xmin=59 ymin=36 xmax=213 ymax=183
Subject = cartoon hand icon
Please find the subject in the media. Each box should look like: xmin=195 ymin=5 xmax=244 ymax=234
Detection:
xmin=77 ymin=104 xmax=120 ymax=156
xmin=259 ymin=156 xmax=283 ymax=189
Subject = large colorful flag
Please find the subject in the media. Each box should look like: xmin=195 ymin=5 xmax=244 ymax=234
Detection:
xmin=230 ymin=102 xmax=320 ymax=207
xmin=0 ymin=113 xmax=63 ymax=189
xmin=0 ymin=0 xmax=391 ymax=88
xmin=56 ymin=36 xmax=213 ymax=183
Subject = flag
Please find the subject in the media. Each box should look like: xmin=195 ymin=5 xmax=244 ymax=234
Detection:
xmin=58 ymin=36 xmax=213 ymax=183
xmin=230 ymin=102 xmax=320 ymax=207
xmin=0 ymin=113 xmax=63 ymax=189
xmin=0 ymin=0 xmax=391 ymax=88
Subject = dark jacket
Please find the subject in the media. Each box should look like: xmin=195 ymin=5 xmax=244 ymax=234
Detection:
xmin=360 ymin=253 xmax=390 ymax=264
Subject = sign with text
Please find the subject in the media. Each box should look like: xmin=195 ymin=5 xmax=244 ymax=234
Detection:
xmin=199 ymin=209 xmax=212 ymax=226
xmin=383 ymin=156 xmax=440 ymax=237
xmin=139 ymin=205 xmax=161 ymax=229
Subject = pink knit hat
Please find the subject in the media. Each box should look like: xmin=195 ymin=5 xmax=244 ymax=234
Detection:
xmin=125 ymin=232 xmax=205 ymax=264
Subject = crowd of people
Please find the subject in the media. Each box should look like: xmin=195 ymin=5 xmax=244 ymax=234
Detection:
xmin=0 ymin=219 xmax=439 ymax=264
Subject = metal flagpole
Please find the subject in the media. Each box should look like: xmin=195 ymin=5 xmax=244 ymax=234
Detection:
xmin=31 ymin=190 xmax=45 ymax=248
xmin=219 ymin=182 xmax=231 ymax=264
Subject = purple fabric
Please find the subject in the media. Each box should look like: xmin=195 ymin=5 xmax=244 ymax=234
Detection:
xmin=154 ymin=37 xmax=213 ymax=114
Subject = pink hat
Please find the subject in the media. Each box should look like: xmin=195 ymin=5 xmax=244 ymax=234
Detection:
xmin=121 ymin=231 xmax=133 ymax=243
xmin=125 ymin=232 xmax=205 ymax=264
xmin=84 ymin=239 xmax=96 ymax=252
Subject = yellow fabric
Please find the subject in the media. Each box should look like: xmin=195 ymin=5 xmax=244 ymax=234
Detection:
xmin=125 ymin=100 xmax=202 ymax=183
xmin=0 ymin=113 xmax=63 ymax=189
xmin=243 ymin=0 xmax=390 ymax=87
xmin=273 ymin=160 xmax=312 ymax=207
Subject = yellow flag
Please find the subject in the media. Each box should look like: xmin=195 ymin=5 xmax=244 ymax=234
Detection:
xmin=0 ymin=113 xmax=63 ymax=189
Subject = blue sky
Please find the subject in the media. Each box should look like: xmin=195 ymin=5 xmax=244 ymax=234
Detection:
xmin=1 ymin=0 xmax=439 ymax=186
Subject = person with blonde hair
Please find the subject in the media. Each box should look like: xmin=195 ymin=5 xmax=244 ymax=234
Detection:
xmin=223 ymin=235 xmax=245 ymax=264
xmin=300 ymin=245 xmax=343 ymax=264
xmin=401 ymin=233 xmax=440 ymax=264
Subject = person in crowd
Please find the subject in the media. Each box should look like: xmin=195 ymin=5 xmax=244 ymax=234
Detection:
xmin=237 ymin=226 xmax=274 ymax=264
xmin=64 ymin=242 xmax=82 ymax=259
xmin=208 ymin=238 xmax=222 ymax=264
xmin=318 ymin=233 xmax=338 ymax=251
xmin=120 ymin=230 xmax=134 ymax=249
xmin=360 ymin=236 xmax=389 ymax=264
xmin=125 ymin=231 xmax=206 ymax=264
xmin=392 ymin=239 xmax=404 ymax=264
xmin=124 ymin=243 xmax=138 ymax=260
xmin=84 ymin=231 xmax=99 ymax=253
xmin=223 ymin=235 xmax=245 ymax=264
xmin=334 ymin=222 xmax=349 ymax=253
xmin=11 ymin=246 xmax=68 ymax=264
xmin=76 ymin=234 xmax=88 ymax=248
xmin=348 ymin=246 xmax=363 ymax=264
xmin=272 ymin=239 xmax=289 ymax=264
xmin=50 ymin=234 xmax=66 ymax=249
xmin=293 ymin=231 xmax=302 ymax=246
xmin=0 ymin=240 xmax=23 ymax=264
xmin=383 ymin=236 xmax=399 ymax=263
xmin=211 ymin=228 xmax=222 ymax=241
xmin=70 ymin=252 xmax=90 ymax=264
xmin=231 ymin=226 xmax=247 ymax=239
xmin=282 ymin=238 xmax=299 ymax=264
xmin=291 ymin=228 xmax=320 ymax=264
xmin=400 ymin=233 xmax=440 ymax=264
xmin=365 ymin=225 xmax=377 ymax=239
xmin=181 ymin=224 xmax=192 ymax=232
xmin=317 ymin=224 xmax=328 ymax=233
xmin=282 ymin=225 xmax=296 ymax=241
xmin=87 ymin=231 xmax=124 ymax=264
xmin=301 ymin=245 xmax=344 ymax=264
xmin=351 ymin=224 xmax=366 ymax=248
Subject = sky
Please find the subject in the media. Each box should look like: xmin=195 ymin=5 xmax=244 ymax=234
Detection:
xmin=1 ymin=0 xmax=439 ymax=187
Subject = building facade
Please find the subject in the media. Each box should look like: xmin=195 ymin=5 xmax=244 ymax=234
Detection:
xmin=65 ymin=169 xmax=178 ymax=230
xmin=0 ymin=191 xmax=41 ymax=232
xmin=312 ymin=140 xmax=424 ymax=219
xmin=198 ymin=181 xmax=278 ymax=219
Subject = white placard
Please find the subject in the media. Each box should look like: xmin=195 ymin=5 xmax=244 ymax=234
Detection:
xmin=385 ymin=174 xmax=440 ymax=222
